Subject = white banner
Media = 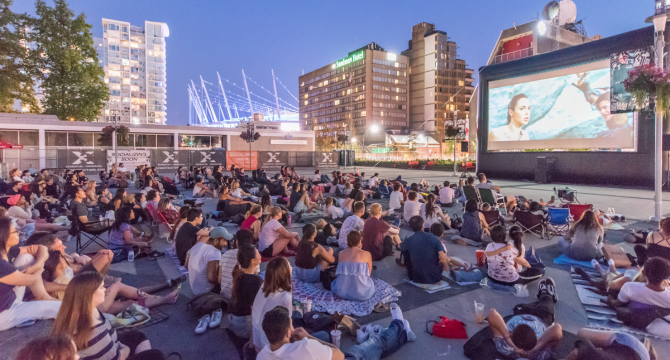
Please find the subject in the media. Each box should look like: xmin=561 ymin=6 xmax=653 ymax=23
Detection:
xmin=107 ymin=150 xmax=151 ymax=171
xmin=270 ymin=139 xmax=308 ymax=145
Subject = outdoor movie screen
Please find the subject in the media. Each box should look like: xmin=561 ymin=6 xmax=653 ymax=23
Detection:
xmin=487 ymin=59 xmax=635 ymax=151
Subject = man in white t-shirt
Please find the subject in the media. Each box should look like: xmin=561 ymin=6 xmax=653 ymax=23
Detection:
xmin=403 ymin=191 xmax=422 ymax=221
xmin=439 ymin=181 xmax=455 ymax=207
xmin=220 ymin=229 xmax=259 ymax=301
xmin=257 ymin=305 xmax=413 ymax=360
xmin=338 ymin=202 xmax=365 ymax=249
xmin=616 ymin=257 xmax=670 ymax=337
xmin=185 ymin=227 xmax=233 ymax=295
xmin=389 ymin=183 xmax=404 ymax=212
xmin=368 ymin=173 xmax=379 ymax=189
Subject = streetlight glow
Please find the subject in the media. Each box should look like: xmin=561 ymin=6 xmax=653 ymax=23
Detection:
xmin=351 ymin=138 xmax=357 ymax=143
xmin=370 ymin=125 xmax=379 ymax=133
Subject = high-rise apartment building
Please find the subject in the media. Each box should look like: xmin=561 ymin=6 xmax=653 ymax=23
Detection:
xmin=95 ymin=19 xmax=169 ymax=125
xmin=299 ymin=43 xmax=409 ymax=144
xmin=402 ymin=22 xmax=474 ymax=138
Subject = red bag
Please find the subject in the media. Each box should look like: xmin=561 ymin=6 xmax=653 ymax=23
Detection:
xmin=426 ymin=316 xmax=468 ymax=339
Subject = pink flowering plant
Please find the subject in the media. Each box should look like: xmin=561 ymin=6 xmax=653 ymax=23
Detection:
xmin=239 ymin=131 xmax=261 ymax=141
xmin=623 ymin=64 xmax=670 ymax=113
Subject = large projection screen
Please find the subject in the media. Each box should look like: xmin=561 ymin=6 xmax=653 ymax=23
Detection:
xmin=487 ymin=60 xmax=636 ymax=151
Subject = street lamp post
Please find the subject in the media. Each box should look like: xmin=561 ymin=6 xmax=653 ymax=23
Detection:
xmin=652 ymin=14 xmax=667 ymax=222
xmin=110 ymin=116 xmax=120 ymax=168
xmin=362 ymin=125 xmax=379 ymax=148
xmin=452 ymin=110 xmax=459 ymax=177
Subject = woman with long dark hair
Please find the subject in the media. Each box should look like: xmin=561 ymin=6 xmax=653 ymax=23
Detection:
xmin=489 ymin=93 xmax=531 ymax=142
xmin=52 ymin=272 xmax=167 ymax=360
xmin=294 ymin=224 xmax=335 ymax=283
xmin=420 ymin=194 xmax=451 ymax=230
xmin=227 ymin=244 xmax=262 ymax=339
xmin=107 ymin=207 xmax=152 ymax=263
xmin=558 ymin=210 xmax=604 ymax=261
xmin=0 ymin=217 xmax=60 ymax=331
xmin=110 ymin=188 xmax=126 ymax=212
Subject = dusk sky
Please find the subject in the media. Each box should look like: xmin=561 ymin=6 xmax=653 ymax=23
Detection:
xmin=12 ymin=0 xmax=652 ymax=126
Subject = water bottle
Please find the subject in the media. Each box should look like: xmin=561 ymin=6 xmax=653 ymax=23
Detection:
xmin=287 ymin=215 xmax=292 ymax=226
xmin=99 ymin=215 xmax=104 ymax=223
xmin=178 ymin=193 xmax=184 ymax=205
xmin=128 ymin=249 xmax=135 ymax=262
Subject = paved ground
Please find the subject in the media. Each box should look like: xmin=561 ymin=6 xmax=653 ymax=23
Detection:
xmin=3 ymin=166 xmax=670 ymax=360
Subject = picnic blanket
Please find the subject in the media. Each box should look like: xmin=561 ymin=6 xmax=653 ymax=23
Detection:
xmin=260 ymin=271 xmax=401 ymax=316
xmin=569 ymin=266 xmax=670 ymax=340
xmin=404 ymin=279 xmax=451 ymax=294
xmin=553 ymin=254 xmax=602 ymax=268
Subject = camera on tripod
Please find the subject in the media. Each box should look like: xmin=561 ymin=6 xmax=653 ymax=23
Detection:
xmin=554 ymin=187 xmax=577 ymax=202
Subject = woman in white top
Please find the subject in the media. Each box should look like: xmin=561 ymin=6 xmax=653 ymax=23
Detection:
xmin=192 ymin=176 xmax=213 ymax=198
xmin=230 ymin=181 xmax=250 ymax=198
xmin=251 ymin=257 xmax=293 ymax=350
xmin=420 ymin=194 xmax=451 ymax=230
xmin=487 ymin=225 xmax=543 ymax=284
xmin=403 ymin=191 xmax=422 ymax=221
xmin=324 ymin=197 xmax=345 ymax=219
xmin=389 ymin=183 xmax=404 ymax=212
xmin=311 ymin=170 xmax=322 ymax=184
xmin=258 ymin=207 xmax=299 ymax=257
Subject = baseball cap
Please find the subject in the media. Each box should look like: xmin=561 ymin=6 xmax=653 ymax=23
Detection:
xmin=7 ymin=195 xmax=21 ymax=206
xmin=209 ymin=227 xmax=234 ymax=241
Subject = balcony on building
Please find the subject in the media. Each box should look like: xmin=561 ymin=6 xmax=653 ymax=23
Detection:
xmin=494 ymin=47 xmax=534 ymax=64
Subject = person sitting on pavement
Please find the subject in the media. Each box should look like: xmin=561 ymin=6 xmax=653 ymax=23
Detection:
xmin=367 ymin=173 xmax=380 ymax=190
xmin=314 ymin=219 xmax=339 ymax=247
xmin=324 ymin=197 xmax=345 ymax=219
xmin=259 ymin=207 xmax=300 ymax=257
xmin=401 ymin=216 xmax=452 ymax=285
xmin=185 ymin=226 xmax=233 ymax=296
xmin=157 ymin=197 xmax=179 ymax=224
xmin=227 ymin=244 xmax=263 ymax=339
xmin=294 ymin=224 xmax=336 ymax=283
xmin=403 ymin=191 xmax=422 ymax=222
xmin=108 ymin=206 xmax=156 ymax=263
xmin=485 ymin=225 xmax=544 ymax=285
xmin=175 ymin=208 xmax=211 ymax=266
xmin=362 ymin=204 xmax=401 ymax=261
xmin=558 ymin=210 xmax=604 ymax=261
xmin=460 ymin=199 xmax=490 ymax=244
xmin=220 ymin=229 xmax=258 ymax=302
xmin=257 ymin=303 xmax=413 ymax=360
xmin=289 ymin=182 xmax=322 ymax=214
xmin=52 ymin=272 xmax=168 ymax=360
xmin=331 ymin=231 xmax=375 ymax=301
xmin=439 ymin=181 xmax=456 ymax=207
xmin=389 ymin=183 xmax=405 ymax=213
xmin=193 ymin=175 xmax=214 ymax=198
xmin=241 ymin=205 xmax=263 ymax=241
xmin=420 ymin=194 xmax=451 ymax=231
xmin=252 ymin=257 xmax=294 ymax=350
xmin=565 ymin=329 xmax=655 ymax=360
xmin=488 ymin=278 xmax=562 ymax=360
xmin=633 ymin=217 xmax=670 ymax=267
xmin=338 ymin=201 xmax=365 ymax=249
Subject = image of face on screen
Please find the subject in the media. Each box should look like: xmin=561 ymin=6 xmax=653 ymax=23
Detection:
xmin=488 ymin=66 xmax=634 ymax=150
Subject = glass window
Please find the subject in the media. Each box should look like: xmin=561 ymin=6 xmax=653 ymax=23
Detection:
xmin=192 ymin=136 xmax=211 ymax=148
xmin=0 ymin=131 xmax=19 ymax=144
xmin=68 ymin=132 xmax=93 ymax=147
xmin=19 ymin=131 xmax=39 ymax=146
xmin=46 ymin=132 xmax=67 ymax=147
xmin=212 ymin=136 xmax=223 ymax=148
xmin=178 ymin=135 xmax=192 ymax=147
xmin=117 ymin=133 xmax=134 ymax=147
xmin=135 ymin=134 xmax=157 ymax=147
xmin=95 ymin=133 xmax=111 ymax=147
xmin=156 ymin=134 xmax=173 ymax=148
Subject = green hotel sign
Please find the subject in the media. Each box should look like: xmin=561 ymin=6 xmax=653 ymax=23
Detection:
xmin=332 ymin=50 xmax=365 ymax=69
xmin=371 ymin=147 xmax=391 ymax=154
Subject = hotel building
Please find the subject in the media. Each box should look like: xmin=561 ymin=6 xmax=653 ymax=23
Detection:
xmin=299 ymin=43 xmax=409 ymax=145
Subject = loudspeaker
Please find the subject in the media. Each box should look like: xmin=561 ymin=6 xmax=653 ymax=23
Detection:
xmin=460 ymin=141 xmax=469 ymax=152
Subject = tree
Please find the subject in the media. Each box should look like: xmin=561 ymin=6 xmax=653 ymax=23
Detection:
xmin=0 ymin=0 xmax=39 ymax=113
xmin=30 ymin=0 xmax=108 ymax=121
xmin=315 ymin=134 xmax=336 ymax=151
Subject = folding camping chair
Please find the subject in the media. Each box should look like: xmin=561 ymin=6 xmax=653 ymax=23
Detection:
xmin=462 ymin=185 xmax=481 ymax=206
xmin=71 ymin=216 xmax=112 ymax=253
xmin=546 ymin=207 xmax=570 ymax=239
xmin=477 ymin=188 xmax=506 ymax=214
xmin=155 ymin=210 xmax=174 ymax=241
xmin=568 ymin=204 xmax=593 ymax=222
xmin=481 ymin=210 xmax=503 ymax=227
xmin=513 ymin=211 xmax=546 ymax=239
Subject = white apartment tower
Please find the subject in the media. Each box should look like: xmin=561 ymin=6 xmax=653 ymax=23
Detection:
xmin=96 ymin=19 xmax=169 ymax=125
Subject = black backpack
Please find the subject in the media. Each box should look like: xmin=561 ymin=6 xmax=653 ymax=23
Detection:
xmin=451 ymin=213 xmax=463 ymax=230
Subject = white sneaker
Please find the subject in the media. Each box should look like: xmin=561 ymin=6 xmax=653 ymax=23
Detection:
xmin=403 ymin=320 xmax=416 ymax=342
xmin=209 ymin=309 xmax=222 ymax=328
xmin=356 ymin=324 xmax=370 ymax=343
xmin=195 ymin=314 xmax=211 ymax=334
xmin=390 ymin=303 xmax=403 ymax=322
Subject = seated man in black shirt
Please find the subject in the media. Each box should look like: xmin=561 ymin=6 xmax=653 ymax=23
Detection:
xmin=5 ymin=181 xmax=23 ymax=196
xmin=67 ymin=186 xmax=94 ymax=242
xmin=175 ymin=208 xmax=212 ymax=265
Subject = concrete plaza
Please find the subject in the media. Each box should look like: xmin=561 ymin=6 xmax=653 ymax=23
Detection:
xmin=3 ymin=166 xmax=670 ymax=360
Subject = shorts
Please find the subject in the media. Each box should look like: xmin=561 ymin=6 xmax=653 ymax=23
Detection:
xmin=192 ymin=192 xmax=202 ymax=198
xmin=294 ymin=200 xmax=308 ymax=213
xmin=260 ymin=243 xmax=274 ymax=257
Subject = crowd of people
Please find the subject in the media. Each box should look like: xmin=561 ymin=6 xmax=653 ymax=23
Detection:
xmin=0 ymin=164 xmax=662 ymax=360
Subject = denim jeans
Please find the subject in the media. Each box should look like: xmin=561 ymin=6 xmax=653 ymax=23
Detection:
xmin=344 ymin=319 xmax=407 ymax=360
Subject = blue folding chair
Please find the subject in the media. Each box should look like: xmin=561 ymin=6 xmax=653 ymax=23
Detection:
xmin=547 ymin=207 xmax=570 ymax=239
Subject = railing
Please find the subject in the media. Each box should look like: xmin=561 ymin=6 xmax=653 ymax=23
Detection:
xmin=494 ymin=47 xmax=533 ymax=64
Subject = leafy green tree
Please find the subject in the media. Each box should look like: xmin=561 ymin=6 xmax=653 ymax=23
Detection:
xmin=0 ymin=0 xmax=39 ymax=113
xmin=31 ymin=0 xmax=108 ymax=121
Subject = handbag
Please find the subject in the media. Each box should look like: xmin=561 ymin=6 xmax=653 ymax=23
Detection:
xmin=450 ymin=213 xmax=463 ymax=230
xmin=319 ymin=265 xmax=337 ymax=290
xmin=425 ymin=316 xmax=468 ymax=339
xmin=186 ymin=293 xmax=226 ymax=317
xmin=104 ymin=303 xmax=151 ymax=329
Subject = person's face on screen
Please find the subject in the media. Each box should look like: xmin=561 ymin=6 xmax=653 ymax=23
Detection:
xmin=597 ymin=99 xmax=612 ymax=121
xmin=509 ymin=97 xmax=531 ymax=127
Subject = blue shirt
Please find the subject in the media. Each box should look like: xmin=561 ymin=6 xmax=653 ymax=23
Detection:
xmin=400 ymin=231 xmax=444 ymax=284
